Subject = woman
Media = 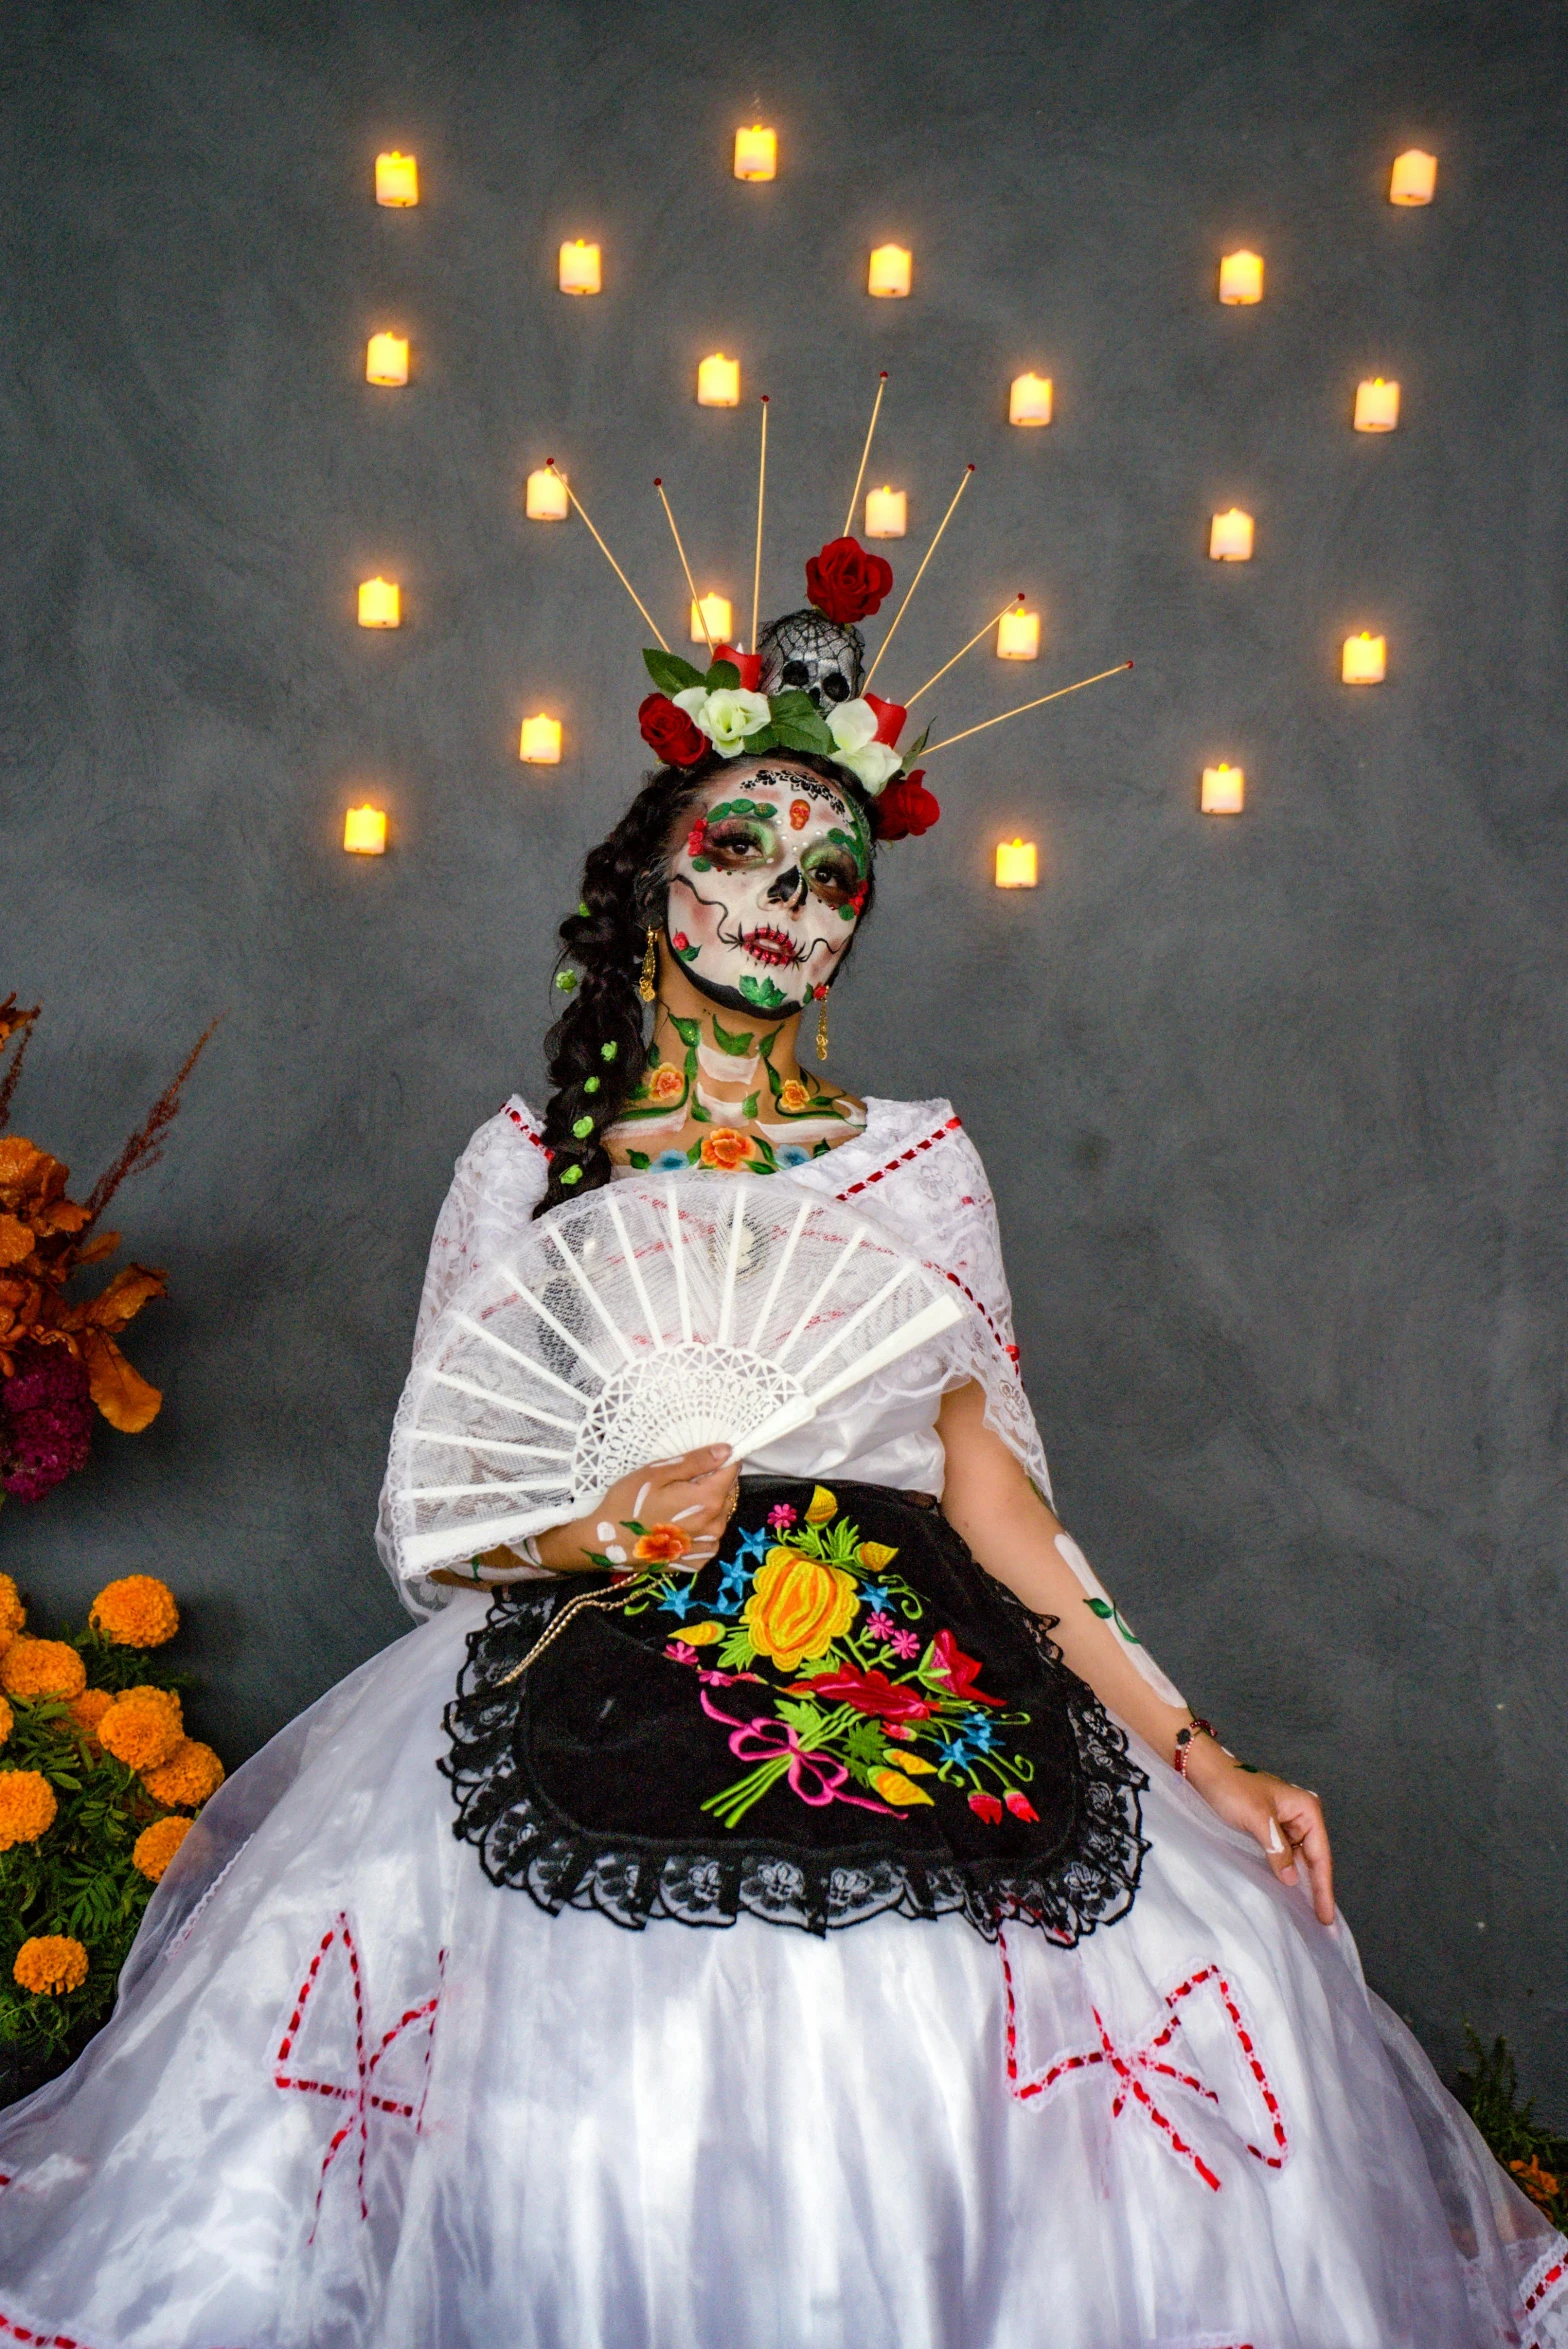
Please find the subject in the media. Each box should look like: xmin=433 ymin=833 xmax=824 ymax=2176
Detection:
xmin=0 ymin=581 xmax=1561 ymax=2349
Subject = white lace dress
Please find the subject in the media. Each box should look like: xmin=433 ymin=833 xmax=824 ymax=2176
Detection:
xmin=0 ymin=1096 xmax=1561 ymax=2349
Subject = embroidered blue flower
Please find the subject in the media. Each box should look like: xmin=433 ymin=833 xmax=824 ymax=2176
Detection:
xmin=657 ymin=1581 xmax=701 ymax=1621
xmin=944 ymin=1717 xmax=1001 ymax=1766
xmin=859 ymin=1583 xmax=893 ymax=1613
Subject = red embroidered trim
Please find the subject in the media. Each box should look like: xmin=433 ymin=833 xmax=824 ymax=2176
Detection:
xmin=834 ymin=1113 xmax=962 ymax=1200
xmin=934 ymin=1266 xmax=1022 ymax=1369
xmin=1521 ymin=2252 xmax=1567 ymax=2317
xmin=999 ymin=1930 xmax=1289 ymax=2195
xmin=503 ymin=1102 xmax=546 ymax=1153
xmin=273 ymin=1913 xmax=445 ymax=2233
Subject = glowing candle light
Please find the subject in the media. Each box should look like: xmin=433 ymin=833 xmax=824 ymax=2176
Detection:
xmin=696 ymin=352 xmax=741 ymax=407
xmin=733 ymin=124 xmax=777 ymax=181
xmin=1354 ymin=377 xmax=1401 ymax=431
xmin=996 ymin=608 xmax=1041 ymax=660
xmin=994 ymin=838 xmax=1038 ymax=888
xmin=374 ymin=151 xmax=419 ymax=207
xmin=1341 ymin=631 xmax=1387 ymax=683
xmin=691 ymin=593 xmax=732 ymax=643
xmin=357 ymin=577 xmax=400 ymax=628
xmin=1008 ymin=372 xmax=1053 ymax=426
xmin=365 ymin=332 xmax=409 ymax=386
xmin=558 ymin=240 xmax=601 ymax=295
xmin=519 ymin=713 xmax=563 ymax=763
xmin=1208 ymin=508 xmax=1255 ymax=561
xmin=343 ymin=805 xmax=388 ymax=853
xmin=525 ymin=466 xmax=570 ymax=520
xmin=1200 ymin=763 xmax=1245 ymax=815
xmin=1389 ymin=149 xmax=1437 ymax=205
xmin=867 ymin=244 xmax=912 ymax=298
xmin=864 ymin=485 xmax=906 ymax=539
xmin=1218 ymin=250 xmax=1264 ymax=305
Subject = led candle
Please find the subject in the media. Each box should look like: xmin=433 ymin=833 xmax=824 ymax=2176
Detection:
xmin=357 ymin=577 xmax=400 ymax=628
xmin=1200 ymin=763 xmax=1245 ymax=815
xmin=696 ymin=352 xmax=741 ymax=407
xmin=864 ymin=485 xmax=906 ymax=538
xmin=525 ymin=466 xmax=569 ymax=520
xmin=558 ymin=240 xmax=601 ymax=295
xmin=1389 ymin=149 xmax=1437 ymax=205
xmin=733 ymin=124 xmax=777 ymax=180
xmin=343 ymin=805 xmax=387 ymax=853
xmin=1354 ymin=377 xmax=1401 ymax=431
xmin=1341 ymin=632 xmax=1387 ymax=683
xmin=519 ymin=713 xmax=563 ymax=763
xmin=365 ymin=332 xmax=409 ymax=386
xmin=374 ymin=151 xmax=419 ymax=206
xmin=1218 ymin=250 xmax=1264 ymax=305
xmin=1208 ymin=508 xmax=1255 ymax=561
xmin=691 ymin=593 xmax=732 ymax=643
xmin=1008 ymin=372 xmax=1053 ymax=426
xmin=868 ymin=244 xmax=912 ymax=298
xmin=996 ymin=608 xmax=1041 ymax=660
xmin=994 ymin=838 xmax=1038 ymax=888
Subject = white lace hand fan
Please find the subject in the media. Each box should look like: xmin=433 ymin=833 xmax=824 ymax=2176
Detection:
xmin=385 ymin=1174 xmax=964 ymax=1585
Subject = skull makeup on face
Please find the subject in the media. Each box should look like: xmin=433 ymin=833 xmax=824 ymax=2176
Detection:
xmin=665 ymin=764 xmax=871 ymax=1017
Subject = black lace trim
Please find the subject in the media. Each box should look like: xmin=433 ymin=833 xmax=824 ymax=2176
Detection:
xmin=441 ymin=1550 xmax=1147 ymax=1946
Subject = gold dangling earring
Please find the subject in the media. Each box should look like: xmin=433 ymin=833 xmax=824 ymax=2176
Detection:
xmin=816 ymin=993 xmax=829 ymax=1063
xmin=638 ymin=927 xmax=658 ymax=1004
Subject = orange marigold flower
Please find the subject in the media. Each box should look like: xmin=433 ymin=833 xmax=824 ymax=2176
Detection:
xmin=96 ymin=1685 xmax=183 ymax=1771
xmin=141 ymin=1738 xmax=224 ymax=1809
xmin=778 ymin=1079 xmax=811 ymax=1114
xmin=0 ymin=1695 xmax=11 ymax=1748
xmin=132 ymin=1815 xmax=193 ymax=1882
xmin=0 ymin=1572 xmax=25 ymax=1645
xmin=90 ymin=1574 xmax=179 ymax=1648
xmin=0 ymin=1636 xmax=87 ymax=1703
xmin=698 ymin=1128 xmax=753 ymax=1172
xmin=68 ymin=1687 xmax=112 ymax=1740
xmin=0 ymin=1768 xmax=58 ymax=1849
xmin=13 ymin=1934 xmax=89 ymax=1996
xmin=632 ymin=1524 xmax=691 ymax=1565
xmin=1511 ymin=2156 xmax=1560 ymax=2209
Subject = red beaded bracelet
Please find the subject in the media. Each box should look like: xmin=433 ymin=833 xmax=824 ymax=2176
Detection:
xmin=1173 ymin=1717 xmax=1220 ymax=1777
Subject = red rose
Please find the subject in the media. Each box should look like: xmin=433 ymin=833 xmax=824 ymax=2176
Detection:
xmin=873 ymin=771 xmax=941 ymax=841
xmin=864 ymin=693 xmax=906 ymax=747
xmin=968 ymin=1791 xmax=1004 ymax=1825
xmin=1004 ymin=1788 xmax=1039 ymax=1822
xmin=639 ymin=692 xmax=707 ymax=767
xmin=924 ymin=1627 xmax=1004 ymax=1705
xmin=712 ymin=643 xmax=765 ymax=691
xmin=804 ymin=536 xmax=894 ymax=625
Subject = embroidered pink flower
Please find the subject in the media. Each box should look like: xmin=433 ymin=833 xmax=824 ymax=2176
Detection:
xmin=1004 ymin=1788 xmax=1039 ymax=1822
xmin=923 ymin=1627 xmax=1006 ymax=1707
xmin=883 ymin=1721 xmax=914 ymax=1741
xmin=889 ymin=1627 xmax=920 ymax=1661
xmin=665 ymin=1640 xmax=699 ymax=1666
xmin=968 ymin=1791 xmax=1004 ymax=1825
xmin=865 ymin=1609 xmax=896 ymax=1641
xmin=697 ymin=1666 xmax=764 ymax=1686
xmin=788 ymin=1662 xmax=936 ymax=1723
xmin=766 ymin=1503 xmax=797 ymax=1530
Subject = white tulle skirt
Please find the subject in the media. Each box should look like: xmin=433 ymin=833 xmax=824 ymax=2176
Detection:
xmin=0 ymin=1593 xmax=1561 ymax=2349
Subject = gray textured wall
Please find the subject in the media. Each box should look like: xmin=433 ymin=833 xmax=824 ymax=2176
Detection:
xmin=3 ymin=0 xmax=1565 ymax=2104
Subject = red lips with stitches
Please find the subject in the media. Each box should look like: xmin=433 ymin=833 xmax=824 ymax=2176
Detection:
xmin=741 ymin=926 xmax=806 ymax=968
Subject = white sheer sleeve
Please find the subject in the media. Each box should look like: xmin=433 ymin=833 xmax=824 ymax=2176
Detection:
xmin=377 ymin=1098 xmax=549 ymax=1617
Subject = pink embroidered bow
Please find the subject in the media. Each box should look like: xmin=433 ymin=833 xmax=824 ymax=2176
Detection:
xmin=700 ymin=1689 xmax=896 ymax=1813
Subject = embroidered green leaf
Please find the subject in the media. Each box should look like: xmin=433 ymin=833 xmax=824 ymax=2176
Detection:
xmin=643 ymin=649 xmax=705 ymax=696
xmin=718 ymin=1627 xmax=758 ymax=1670
xmin=776 ymin=1698 xmax=829 ymax=1744
xmin=712 ymin=1014 xmax=756 ymax=1056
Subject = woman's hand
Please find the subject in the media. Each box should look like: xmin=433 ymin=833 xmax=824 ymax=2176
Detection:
xmin=1181 ymin=1736 xmax=1335 ymax=1925
xmin=532 ymin=1444 xmax=739 ymax=1575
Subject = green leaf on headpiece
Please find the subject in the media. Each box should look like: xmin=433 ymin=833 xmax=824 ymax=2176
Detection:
xmin=643 ymin=649 xmax=705 ymax=696
xmin=770 ymin=714 xmax=833 ymax=755
xmin=899 ymin=725 xmax=930 ymax=774
xmin=739 ymin=724 xmax=779 ymax=754
xmin=704 ymin=658 xmax=741 ymax=691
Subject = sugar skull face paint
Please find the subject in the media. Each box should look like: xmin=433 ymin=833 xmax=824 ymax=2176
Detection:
xmin=665 ymin=764 xmax=871 ymax=1016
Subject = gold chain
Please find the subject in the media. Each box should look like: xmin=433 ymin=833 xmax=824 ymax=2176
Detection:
xmin=494 ymin=1575 xmax=650 ymax=1688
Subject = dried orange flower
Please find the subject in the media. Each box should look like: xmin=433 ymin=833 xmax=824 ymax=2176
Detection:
xmin=0 ymin=1636 xmax=86 ymax=1703
xmin=0 ymin=1572 xmax=25 ymax=1646
xmin=0 ymin=1768 xmax=58 ymax=1849
xmin=141 ymin=1738 xmax=223 ymax=1809
xmin=132 ymin=1815 xmax=192 ymax=1882
xmin=13 ymin=1934 xmax=89 ymax=1996
xmin=96 ymin=1685 xmax=183 ymax=1771
xmin=90 ymin=1575 xmax=179 ymax=1648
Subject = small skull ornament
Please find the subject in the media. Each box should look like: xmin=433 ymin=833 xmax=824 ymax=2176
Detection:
xmin=755 ymin=609 xmax=865 ymax=714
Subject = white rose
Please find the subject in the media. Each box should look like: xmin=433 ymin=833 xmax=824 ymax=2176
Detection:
xmin=830 ymin=741 xmax=902 ymax=795
xmin=676 ymin=686 xmax=771 ymax=757
xmin=825 ymin=698 xmax=879 ymax=755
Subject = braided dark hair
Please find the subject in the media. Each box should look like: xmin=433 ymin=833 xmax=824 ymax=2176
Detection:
xmin=535 ymin=750 xmax=879 ymax=1215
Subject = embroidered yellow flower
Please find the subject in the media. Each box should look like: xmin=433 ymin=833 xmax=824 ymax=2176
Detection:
xmin=13 ymin=1934 xmax=89 ymax=1996
xmin=0 ymin=1637 xmax=86 ymax=1703
xmin=870 ymin=1766 xmax=934 ymax=1808
xmin=743 ymin=1548 xmax=858 ymax=1673
xmin=133 ymin=1816 xmax=193 ymax=1882
xmin=90 ymin=1575 xmax=179 ymax=1648
xmin=883 ymin=1748 xmax=937 ymax=1773
xmin=778 ymin=1079 xmax=811 ymax=1114
xmin=857 ymin=1541 xmax=898 ymax=1572
xmin=804 ymin=1486 xmax=837 ymax=1526
xmin=681 ymin=1622 xmax=726 ymax=1646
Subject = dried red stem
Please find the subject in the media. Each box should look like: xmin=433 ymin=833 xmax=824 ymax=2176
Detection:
xmin=84 ymin=1015 xmax=222 ymax=1230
